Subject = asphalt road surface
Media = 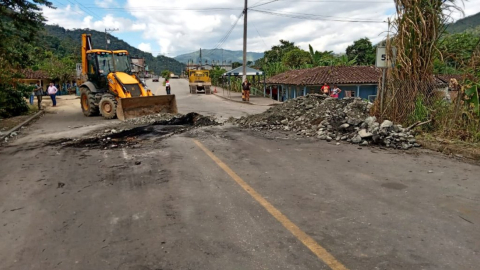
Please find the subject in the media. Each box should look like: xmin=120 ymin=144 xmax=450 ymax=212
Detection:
xmin=0 ymin=78 xmax=479 ymax=270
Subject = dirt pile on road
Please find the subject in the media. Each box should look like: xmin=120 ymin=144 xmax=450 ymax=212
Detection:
xmin=235 ymin=94 xmax=420 ymax=149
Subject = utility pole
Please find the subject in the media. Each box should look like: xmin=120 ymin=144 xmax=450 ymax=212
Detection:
xmin=242 ymin=0 xmax=247 ymax=82
xmin=105 ymin=28 xmax=119 ymax=50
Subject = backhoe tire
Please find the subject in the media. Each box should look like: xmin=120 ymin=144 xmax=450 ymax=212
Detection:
xmin=99 ymin=96 xmax=117 ymax=119
xmin=80 ymin=87 xmax=99 ymax=117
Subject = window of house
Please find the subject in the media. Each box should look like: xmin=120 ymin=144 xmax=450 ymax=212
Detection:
xmin=345 ymin=91 xmax=356 ymax=97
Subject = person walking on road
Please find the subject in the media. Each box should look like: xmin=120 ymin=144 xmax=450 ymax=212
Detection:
xmin=34 ymin=82 xmax=43 ymax=110
xmin=242 ymin=79 xmax=251 ymax=102
xmin=330 ymin=85 xmax=341 ymax=99
xmin=166 ymin=80 xmax=171 ymax=95
xmin=47 ymin=82 xmax=58 ymax=107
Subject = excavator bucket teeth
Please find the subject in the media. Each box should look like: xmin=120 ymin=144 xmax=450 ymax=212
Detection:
xmin=116 ymin=95 xmax=178 ymax=121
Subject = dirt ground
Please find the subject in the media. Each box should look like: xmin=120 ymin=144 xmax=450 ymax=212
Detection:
xmin=0 ymin=105 xmax=39 ymax=133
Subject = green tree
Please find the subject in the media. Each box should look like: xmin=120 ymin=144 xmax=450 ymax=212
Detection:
xmin=264 ymin=40 xmax=297 ymax=64
xmin=0 ymin=0 xmax=54 ymax=117
xmin=38 ymin=55 xmax=75 ymax=84
xmin=232 ymin=62 xmax=242 ymax=69
xmin=161 ymin=70 xmax=171 ymax=80
xmin=282 ymin=49 xmax=311 ymax=68
xmin=308 ymin=45 xmax=337 ymax=66
xmin=345 ymin=38 xmax=375 ymax=65
xmin=435 ymin=32 xmax=480 ymax=73
xmin=0 ymin=0 xmax=54 ymax=70
xmin=210 ymin=66 xmax=227 ymax=86
xmin=334 ymin=54 xmax=357 ymax=66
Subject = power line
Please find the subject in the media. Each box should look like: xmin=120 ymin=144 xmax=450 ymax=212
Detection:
xmin=270 ymin=0 xmax=391 ymax=2
xmin=63 ymin=0 xmax=102 ymax=21
xmin=250 ymin=8 xmax=386 ymax=23
xmin=253 ymin=8 xmax=383 ymax=21
xmin=82 ymin=6 xmax=243 ymax=11
xmin=250 ymin=0 xmax=279 ymax=9
xmin=253 ymin=25 xmax=269 ymax=49
xmin=204 ymin=11 xmax=245 ymax=57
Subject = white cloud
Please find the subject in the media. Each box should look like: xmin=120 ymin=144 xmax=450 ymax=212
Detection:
xmin=44 ymin=0 xmax=480 ymax=57
xmin=131 ymin=23 xmax=146 ymax=31
xmin=95 ymin=0 xmax=117 ymax=9
xmin=42 ymin=4 xmax=145 ymax=33
xmin=138 ymin=42 xmax=152 ymax=52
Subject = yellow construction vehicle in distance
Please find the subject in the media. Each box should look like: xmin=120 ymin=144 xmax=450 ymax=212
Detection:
xmin=79 ymin=34 xmax=177 ymax=120
xmin=188 ymin=69 xmax=212 ymax=94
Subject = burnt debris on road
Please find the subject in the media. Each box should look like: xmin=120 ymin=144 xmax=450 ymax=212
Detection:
xmin=55 ymin=112 xmax=220 ymax=150
xmin=235 ymin=94 xmax=420 ymax=150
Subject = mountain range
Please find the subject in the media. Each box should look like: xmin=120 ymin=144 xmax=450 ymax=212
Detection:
xmin=446 ymin=11 xmax=480 ymax=34
xmin=174 ymin=49 xmax=264 ymax=64
xmin=43 ymin=25 xmax=185 ymax=74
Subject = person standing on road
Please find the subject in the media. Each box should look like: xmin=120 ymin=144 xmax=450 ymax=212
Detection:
xmin=242 ymin=79 xmax=251 ymax=102
xmin=330 ymin=85 xmax=341 ymax=99
xmin=47 ymin=82 xmax=58 ymax=107
xmin=320 ymin=83 xmax=330 ymax=95
xmin=166 ymin=80 xmax=171 ymax=95
xmin=34 ymin=82 xmax=43 ymax=110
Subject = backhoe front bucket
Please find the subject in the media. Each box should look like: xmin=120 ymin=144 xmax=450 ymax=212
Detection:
xmin=116 ymin=95 xmax=178 ymax=121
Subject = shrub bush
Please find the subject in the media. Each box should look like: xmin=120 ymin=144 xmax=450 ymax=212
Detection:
xmin=0 ymin=84 xmax=34 ymax=118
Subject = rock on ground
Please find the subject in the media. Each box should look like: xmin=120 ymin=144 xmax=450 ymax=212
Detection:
xmin=234 ymin=94 xmax=420 ymax=150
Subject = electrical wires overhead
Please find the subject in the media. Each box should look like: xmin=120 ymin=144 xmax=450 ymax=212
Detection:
xmin=249 ymin=9 xmax=386 ymax=23
xmin=204 ymin=11 xmax=245 ymax=57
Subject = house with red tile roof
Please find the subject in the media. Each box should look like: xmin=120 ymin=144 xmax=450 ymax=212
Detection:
xmin=266 ymin=66 xmax=381 ymax=101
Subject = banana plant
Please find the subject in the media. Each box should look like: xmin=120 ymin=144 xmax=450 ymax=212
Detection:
xmin=465 ymin=84 xmax=480 ymax=117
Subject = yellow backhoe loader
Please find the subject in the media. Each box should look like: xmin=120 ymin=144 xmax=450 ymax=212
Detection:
xmin=79 ymin=34 xmax=177 ymax=120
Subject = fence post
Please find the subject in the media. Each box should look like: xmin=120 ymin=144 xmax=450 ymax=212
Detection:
xmin=380 ymin=68 xmax=386 ymax=113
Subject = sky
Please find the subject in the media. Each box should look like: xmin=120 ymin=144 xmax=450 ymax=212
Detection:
xmin=43 ymin=0 xmax=480 ymax=58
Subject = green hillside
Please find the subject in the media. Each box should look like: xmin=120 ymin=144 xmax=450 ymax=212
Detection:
xmin=43 ymin=25 xmax=185 ymax=74
xmin=446 ymin=11 xmax=480 ymax=34
xmin=174 ymin=49 xmax=264 ymax=64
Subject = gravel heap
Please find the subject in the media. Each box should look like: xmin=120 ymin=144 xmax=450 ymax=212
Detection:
xmin=235 ymin=94 xmax=420 ymax=149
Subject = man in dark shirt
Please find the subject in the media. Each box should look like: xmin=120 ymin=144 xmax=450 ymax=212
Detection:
xmin=242 ymin=79 xmax=251 ymax=102
xmin=34 ymin=82 xmax=43 ymax=110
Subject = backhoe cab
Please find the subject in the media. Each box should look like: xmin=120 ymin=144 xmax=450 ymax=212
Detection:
xmin=79 ymin=34 xmax=177 ymax=120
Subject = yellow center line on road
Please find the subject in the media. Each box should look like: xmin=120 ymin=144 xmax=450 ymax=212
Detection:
xmin=193 ymin=139 xmax=348 ymax=270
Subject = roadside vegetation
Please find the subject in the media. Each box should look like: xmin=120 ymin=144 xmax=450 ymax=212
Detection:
xmin=375 ymin=0 xmax=480 ymax=153
xmin=0 ymin=0 xmax=75 ymax=118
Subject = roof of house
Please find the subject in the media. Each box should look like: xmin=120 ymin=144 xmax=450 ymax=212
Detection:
xmin=267 ymin=66 xmax=382 ymax=86
xmin=224 ymin=66 xmax=264 ymax=76
xmin=20 ymin=69 xmax=50 ymax=80
xmin=435 ymin=74 xmax=465 ymax=84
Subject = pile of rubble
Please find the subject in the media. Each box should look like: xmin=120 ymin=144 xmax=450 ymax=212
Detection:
xmin=235 ymin=94 xmax=420 ymax=149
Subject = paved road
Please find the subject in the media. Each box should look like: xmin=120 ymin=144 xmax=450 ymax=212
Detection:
xmin=0 ymin=78 xmax=479 ymax=270
xmin=150 ymin=78 xmax=267 ymax=121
